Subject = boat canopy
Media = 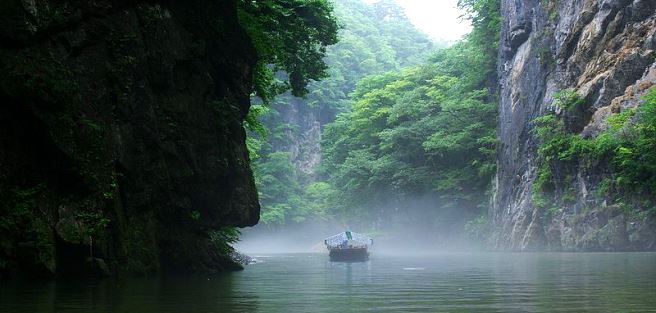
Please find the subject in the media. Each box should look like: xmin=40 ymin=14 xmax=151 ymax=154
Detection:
xmin=324 ymin=231 xmax=372 ymax=248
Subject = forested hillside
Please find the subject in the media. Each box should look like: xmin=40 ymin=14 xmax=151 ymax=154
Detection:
xmin=248 ymin=0 xmax=436 ymax=227
xmin=245 ymin=0 xmax=499 ymax=246
xmin=244 ymin=0 xmax=656 ymax=252
xmin=319 ymin=0 xmax=499 ymax=242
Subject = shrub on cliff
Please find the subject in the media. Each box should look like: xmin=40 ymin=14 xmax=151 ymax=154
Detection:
xmin=532 ymin=88 xmax=656 ymax=214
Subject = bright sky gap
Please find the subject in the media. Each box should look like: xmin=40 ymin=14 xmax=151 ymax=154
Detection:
xmin=363 ymin=0 xmax=472 ymax=43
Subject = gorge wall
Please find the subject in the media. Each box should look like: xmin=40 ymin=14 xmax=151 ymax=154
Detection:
xmin=493 ymin=0 xmax=656 ymax=251
xmin=269 ymin=97 xmax=323 ymax=177
xmin=0 ymin=0 xmax=259 ymax=277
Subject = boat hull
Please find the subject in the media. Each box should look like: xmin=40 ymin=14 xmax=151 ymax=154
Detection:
xmin=329 ymin=248 xmax=369 ymax=262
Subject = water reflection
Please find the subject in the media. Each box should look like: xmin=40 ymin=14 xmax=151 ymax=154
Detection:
xmin=2 ymin=253 xmax=655 ymax=312
xmin=1 ymin=274 xmax=259 ymax=313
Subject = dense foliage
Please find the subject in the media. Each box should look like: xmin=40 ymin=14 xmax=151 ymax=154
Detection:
xmin=457 ymin=0 xmax=500 ymax=81
xmin=239 ymin=0 xmax=339 ymax=99
xmin=249 ymin=0 xmax=435 ymax=227
xmin=321 ymin=42 xmax=498 ymax=232
xmin=532 ymin=88 xmax=656 ymax=217
xmin=312 ymin=0 xmax=500 ymax=237
xmin=240 ymin=0 xmax=501 ymax=241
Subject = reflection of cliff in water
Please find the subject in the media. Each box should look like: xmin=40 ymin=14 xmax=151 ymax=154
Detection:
xmin=1 ymin=275 xmax=258 ymax=313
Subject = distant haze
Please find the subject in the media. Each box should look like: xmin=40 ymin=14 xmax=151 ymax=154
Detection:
xmin=363 ymin=0 xmax=472 ymax=43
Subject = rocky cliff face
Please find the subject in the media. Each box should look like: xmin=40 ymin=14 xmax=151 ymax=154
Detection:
xmin=0 ymin=0 xmax=259 ymax=277
xmin=493 ymin=0 xmax=656 ymax=251
xmin=272 ymin=97 xmax=323 ymax=176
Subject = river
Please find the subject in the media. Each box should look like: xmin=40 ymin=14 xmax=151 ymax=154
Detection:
xmin=2 ymin=252 xmax=655 ymax=312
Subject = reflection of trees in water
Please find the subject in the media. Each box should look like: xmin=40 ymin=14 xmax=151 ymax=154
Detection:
xmin=53 ymin=276 xmax=259 ymax=313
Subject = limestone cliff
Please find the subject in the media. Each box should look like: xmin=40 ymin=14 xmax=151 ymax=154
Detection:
xmin=266 ymin=96 xmax=323 ymax=177
xmin=493 ymin=0 xmax=656 ymax=251
xmin=0 ymin=0 xmax=259 ymax=277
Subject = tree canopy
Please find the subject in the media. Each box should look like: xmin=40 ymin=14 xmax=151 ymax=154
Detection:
xmin=246 ymin=0 xmax=501 ymax=240
xmin=321 ymin=40 xmax=498 ymax=232
xmin=248 ymin=0 xmax=436 ymax=228
xmin=239 ymin=0 xmax=339 ymax=99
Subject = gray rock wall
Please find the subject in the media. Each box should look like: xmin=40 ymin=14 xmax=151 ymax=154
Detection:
xmin=493 ymin=0 xmax=656 ymax=251
xmin=273 ymin=97 xmax=323 ymax=177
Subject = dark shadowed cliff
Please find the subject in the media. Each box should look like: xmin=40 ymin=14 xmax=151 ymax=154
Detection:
xmin=493 ymin=0 xmax=656 ymax=251
xmin=0 ymin=0 xmax=259 ymax=278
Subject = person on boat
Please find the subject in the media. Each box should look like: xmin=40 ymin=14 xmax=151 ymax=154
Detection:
xmin=339 ymin=240 xmax=348 ymax=249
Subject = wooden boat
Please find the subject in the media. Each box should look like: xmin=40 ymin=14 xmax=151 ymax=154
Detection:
xmin=324 ymin=231 xmax=373 ymax=262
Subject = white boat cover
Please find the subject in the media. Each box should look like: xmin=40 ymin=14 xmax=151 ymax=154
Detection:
xmin=324 ymin=231 xmax=372 ymax=248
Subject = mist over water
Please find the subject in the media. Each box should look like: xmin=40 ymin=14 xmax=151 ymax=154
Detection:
xmin=237 ymin=207 xmax=481 ymax=256
xmin=237 ymin=222 xmax=345 ymax=254
xmin=2 ymin=0 xmax=655 ymax=311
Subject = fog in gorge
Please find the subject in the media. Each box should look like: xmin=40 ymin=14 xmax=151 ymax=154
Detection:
xmin=241 ymin=0 xmax=656 ymax=263
xmin=243 ymin=0 xmax=494 ymax=257
xmin=2 ymin=0 xmax=656 ymax=311
xmin=238 ymin=226 xmax=480 ymax=256
xmin=237 ymin=195 xmax=483 ymax=255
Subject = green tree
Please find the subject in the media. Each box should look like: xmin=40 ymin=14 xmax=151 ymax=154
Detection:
xmin=531 ymin=88 xmax=656 ymax=215
xmin=319 ymin=0 xmax=500 ymax=235
xmin=249 ymin=0 xmax=436 ymax=227
xmin=239 ymin=0 xmax=339 ymax=99
xmin=321 ymin=59 xmax=497 ymax=225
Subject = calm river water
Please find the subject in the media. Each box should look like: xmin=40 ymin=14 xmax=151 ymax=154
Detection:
xmin=2 ymin=252 xmax=656 ymax=312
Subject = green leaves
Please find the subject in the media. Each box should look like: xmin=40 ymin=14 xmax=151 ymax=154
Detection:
xmin=247 ymin=0 xmax=437 ymax=226
xmin=244 ymin=104 xmax=269 ymax=137
xmin=252 ymin=151 xmax=305 ymax=225
xmin=532 ymin=87 xmax=656 ymax=211
xmin=321 ymin=34 xmax=499 ymax=221
xmin=458 ymin=0 xmax=501 ymax=59
xmin=246 ymin=0 xmax=504 ymax=234
xmin=553 ymin=89 xmax=585 ymax=110
xmin=239 ymin=0 xmax=339 ymax=99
